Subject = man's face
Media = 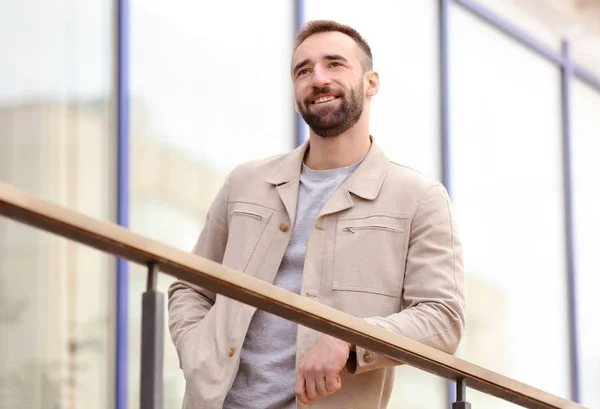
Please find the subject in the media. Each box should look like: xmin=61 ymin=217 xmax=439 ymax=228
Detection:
xmin=291 ymin=31 xmax=367 ymax=138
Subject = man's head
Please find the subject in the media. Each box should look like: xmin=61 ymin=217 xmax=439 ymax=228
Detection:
xmin=291 ymin=20 xmax=379 ymax=138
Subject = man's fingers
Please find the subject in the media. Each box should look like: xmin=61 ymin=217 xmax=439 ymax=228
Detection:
xmin=325 ymin=374 xmax=341 ymax=392
xmin=298 ymin=389 xmax=315 ymax=405
xmin=294 ymin=373 xmax=307 ymax=402
xmin=316 ymin=376 xmax=329 ymax=396
xmin=294 ymin=372 xmax=315 ymax=405
xmin=306 ymin=377 xmax=319 ymax=401
xmin=295 ymin=334 xmax=350 ymax=404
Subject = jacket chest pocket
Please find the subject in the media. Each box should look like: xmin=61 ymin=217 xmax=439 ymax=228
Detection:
xmin=223 ymin=202 xmax=274 ymax=273
xmin=332 ymin=215 xmax=408 ymax=298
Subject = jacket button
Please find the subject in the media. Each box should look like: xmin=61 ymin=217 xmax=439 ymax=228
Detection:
xmin=363 ymin=352 xmax=373 ymax=363
xmin=228 ymin=347 xmax=235 ymax=357
xmin=279 ymin=223 xmax=289 ymax=232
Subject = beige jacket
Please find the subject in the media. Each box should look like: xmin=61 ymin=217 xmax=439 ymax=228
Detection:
xmin=168 ymin=139 xmax=466 ymax=409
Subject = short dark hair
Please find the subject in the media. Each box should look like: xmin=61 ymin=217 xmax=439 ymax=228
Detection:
xmin=294 ymin=20 xmax=373 ymax=71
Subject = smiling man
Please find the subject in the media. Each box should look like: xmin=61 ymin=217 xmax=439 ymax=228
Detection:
xmin=168 ymin=20 xmax=466 ymax=409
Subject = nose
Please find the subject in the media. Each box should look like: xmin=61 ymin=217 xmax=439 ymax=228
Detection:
xmin=311 ymin=65 xmax=331 ymax=88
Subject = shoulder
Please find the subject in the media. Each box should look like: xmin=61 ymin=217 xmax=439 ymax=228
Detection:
xmin=221 ymin=150 xmax=295 ymax=205
xmin=385 ymin=160 xmax=448 ymax=201
xmin=228 ymin=152 xmax=289 ymax=181
xmin=382 ymin=162 xmax=455 ymax=230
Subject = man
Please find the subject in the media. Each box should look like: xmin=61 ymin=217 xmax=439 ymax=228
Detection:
xmin=168 ymin=20 xmax=465 ymax=409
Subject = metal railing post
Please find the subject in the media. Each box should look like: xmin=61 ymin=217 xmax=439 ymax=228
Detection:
xmin=453 ymin=378 xmax=471 ymax=409
xmin=140 ymin=262 xmax=164 ymax=409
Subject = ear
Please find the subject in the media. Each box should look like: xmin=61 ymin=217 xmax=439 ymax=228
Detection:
xmin=294 ymin=101 xmax=300 ymax=113
xmin=365 ymin=71 xmax=380 ymax=97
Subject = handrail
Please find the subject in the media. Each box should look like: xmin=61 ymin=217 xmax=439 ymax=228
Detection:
xmin=0 ymin=181 xmax=587 ymax=409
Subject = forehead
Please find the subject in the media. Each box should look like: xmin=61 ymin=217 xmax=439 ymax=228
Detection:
xmin=292 ymin=31 xmax=361 ymax=65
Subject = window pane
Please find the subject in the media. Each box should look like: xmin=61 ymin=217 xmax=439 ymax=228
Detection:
xmin=463 ymin=0 xmax=562 ymax=51
xmin=572 ymin=79 xmax=600 ymax=409
xmin=0 ymin=1 xmax=115 ymax=409
xmin=301 ymin=1 xmax=444 ymax=407
xmin=304 ymin=0 xmax=441 ymax=181
xmin=128 ymin=1 xmax=294 ymax=408
xmin=572 ymin=38 xmax=600 ymax=80
xmin=449 ymin=4 xmax=569 ymax=408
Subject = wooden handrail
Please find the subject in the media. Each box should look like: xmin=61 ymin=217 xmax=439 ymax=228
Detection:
xmin=0 ymin=181 xmax=587 ymax=409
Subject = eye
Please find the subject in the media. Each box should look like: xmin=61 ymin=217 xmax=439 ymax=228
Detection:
xmin=329 ymin=62 xmax=342 ymax=68
xmin=297 ymin=68 xmax=311 ymax=77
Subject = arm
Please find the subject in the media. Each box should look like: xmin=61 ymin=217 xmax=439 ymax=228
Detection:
xmin=167 ymin=174 xmax=230 ymax=368
xmin=346 ymin=184 xmax=466 ymax=375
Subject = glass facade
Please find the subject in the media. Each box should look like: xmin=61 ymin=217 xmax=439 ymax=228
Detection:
xmin=1 ymin=1 xmax=599 ymax=409
xmin=0 ymin=1 xmax=115 ymax=409
xmin=571 ymin=79 xmax=600 ymax=409
xmin=127 ymin=1 xmax=294 ymax=408
xmin=449 ymin=5 xmax=569 ymax=407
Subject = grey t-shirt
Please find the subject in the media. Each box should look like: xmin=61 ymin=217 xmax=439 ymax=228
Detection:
xmin=223 ymin=159 xmax=362 ymax=409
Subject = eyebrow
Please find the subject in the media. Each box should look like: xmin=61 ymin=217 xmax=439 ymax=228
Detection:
xmin=323 ymin=54 xmax=349 ymax=63
xmin=292 ymin=54 xmax=349 ymax=75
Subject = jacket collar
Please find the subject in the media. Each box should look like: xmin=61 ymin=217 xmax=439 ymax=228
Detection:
xmin=266 ymin=136 xmax=389 ymax=201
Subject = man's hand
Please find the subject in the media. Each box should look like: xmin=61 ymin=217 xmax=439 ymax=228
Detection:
xmin=294 ymin=334 xmax=351 ymax=404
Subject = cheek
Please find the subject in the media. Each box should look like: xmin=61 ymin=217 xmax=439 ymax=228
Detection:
xmin=294 ymin=85 xmax=310 ymax=104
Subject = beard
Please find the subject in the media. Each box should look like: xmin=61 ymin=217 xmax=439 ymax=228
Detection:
xmin=298 ymin=83 xmax=364 ymax=138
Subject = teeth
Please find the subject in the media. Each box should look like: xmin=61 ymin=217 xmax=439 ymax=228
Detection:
xmin=314 ymin=96 xmax=336 ymax=104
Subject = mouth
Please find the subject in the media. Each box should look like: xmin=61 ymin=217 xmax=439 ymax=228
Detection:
xmin=311 ymin=95 xmax=339 ymax=105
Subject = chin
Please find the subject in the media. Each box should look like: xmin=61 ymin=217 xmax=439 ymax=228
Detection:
xmin=312 ymin=124 xmax=349 ymax=139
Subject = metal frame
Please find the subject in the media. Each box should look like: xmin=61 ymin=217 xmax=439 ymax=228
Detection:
xmin=111 ymin=0 xmax=600 ymax=406
xmin=439 ymin=0 xmax=452 ymax=192
xmin=116 ymin=0 xmax=129 ymax=408
xmin=439 ymin=1 xmax=460 ymax=405
xmin=294 ymin=0 xmax=307 ymax=146
xmin=560 ymin=40 xmax=580 ymax=403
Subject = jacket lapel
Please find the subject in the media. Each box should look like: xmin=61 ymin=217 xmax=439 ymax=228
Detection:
xmin=265 ymin=142 xmax=309 ymax=228
xmin=318 ymin=139 xmax=389 ymax=218
xmin=275 ymin=180 xmax=300 ymax=227
xmin=317 ymin=188 xmax=354 ymax=218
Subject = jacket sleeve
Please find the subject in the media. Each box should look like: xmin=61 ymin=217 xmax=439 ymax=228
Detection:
xmin=167 ymin=174 xmax=230 ymax=369
xmin=346 ymin=183 xmax=466 ymax=375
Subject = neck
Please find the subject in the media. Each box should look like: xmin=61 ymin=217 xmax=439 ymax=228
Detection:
xmin=304 ymin=114 xmax=371 ymax=170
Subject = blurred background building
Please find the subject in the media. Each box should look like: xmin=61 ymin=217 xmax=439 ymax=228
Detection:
xmin=1 ymin=0 xmax=599 ymax=408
